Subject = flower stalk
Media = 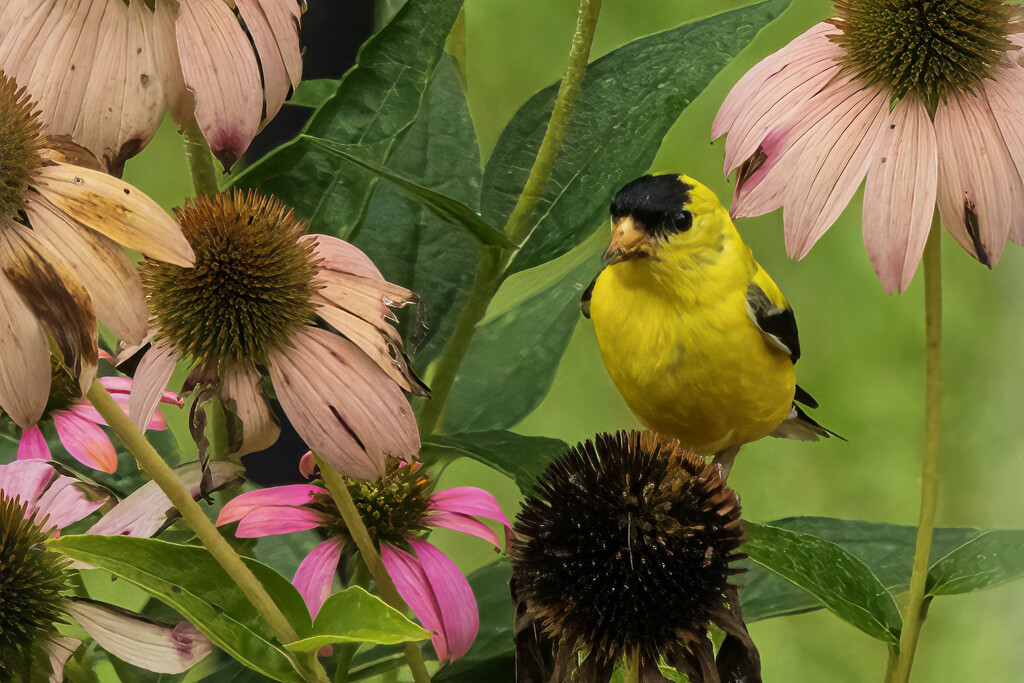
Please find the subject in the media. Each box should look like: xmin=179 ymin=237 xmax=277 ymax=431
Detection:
xmin=315 ymin=457 xmax=432 ymax=683
xmin=184 ymin=123 xmax=220 ymax=197
xmin=889 ymin=213 xmax=943 ymax=683
xmin=86 ymin=381 xmax=329 ymax=683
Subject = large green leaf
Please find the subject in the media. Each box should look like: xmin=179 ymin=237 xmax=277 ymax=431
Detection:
xmin=285 ymin=587 xmax=429 ymax=653
xmin=742 ymin=522 xmax=903 ymax=644
xmin=441 ymin=245 xmax=603 ymax=433
xmin=927 ymin=530 xmax=1024 ymax=597
xmin=232 ymin=0 xmax=463 ymax=237
xmin=481 ymin=0 xmax=789 ymax=273
xmin=49 ymin=535 xmax=310 ymax=682
xmin=422 ymin=431 xmax=566 ymax=492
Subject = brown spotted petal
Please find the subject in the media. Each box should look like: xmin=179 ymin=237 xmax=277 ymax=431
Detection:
xmin=33 ymin=162 xmax=195 ymax=267
xmin=0 ymin=0 xmax=164 ymax=174
xmin=0 ymin=265 xmax=50 ymax=427
xmin=25 ymin=196 xmax=148 ymax=345
xmin=39 ymin=135 xmax=105 ymax=172
xmin=0 ymin=222 xmax=97 ymax=394
xmin=221 ymin=361 xmax=281 ymax=456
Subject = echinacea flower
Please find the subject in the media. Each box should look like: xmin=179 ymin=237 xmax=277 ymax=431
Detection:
xmin=0 ymin=0 xmax=302 ymax=171
xmin=0 ymin=71 xmax=193 ymax=429
xmin=15 ymin=363 xmax=182 ymax=474
xmin=217 ymin=457 xmax=513 ymax=662
xmin=511 ymin=431 xmax=757 ymax=683
xmin=713 ymin=0 xmax=1024 ymax=292
xmin=131 ymin=190 xmax=426 ymax=478
xmin=0 ymin=459 xmax=215 ymax=680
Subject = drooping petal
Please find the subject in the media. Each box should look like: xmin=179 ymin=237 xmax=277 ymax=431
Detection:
xmin=0 ymin=459 xmax=54 ymax=509
xmin=33 ymin=163 xmax=195 ymax=267
xmin=176 ymin=0 xmax=262 ymax=167
xmin=300 ymin=234 xmax=385 ymax=281
xmin=217 ymin=484 xmax=326 ymax=525
xmin=299 ymin=450 xmax=317 ymax=479
xmin=983 ymin=61 xmax=1024 ymax=244
xmin=381 ymin=542 xmax=447 ymax=659
xmin=68 ymin=601 xmax=214 ymax=674
xmin=89 ymin=461 xmax=244 ymax=538
xmin=33 ymin=472 xmax=105 ymax=531
xmin=293 ymin=536 xmax=345 ymax=618
xmin=25 ymin=196 xmax=147 ymax=344
xmin=222 ymin=361 xmax=280 ymax=456
xmin=150 ymin=0 xmax=193 ymax=125
xmin=0 ymin=270 xmax=49 ymax=427
xmin=17 ymin=425 xmax=50 ymax=461
xmin=316 ymin=270 xmax=418 ymax=325
xmin=935 ymin=90 xmax=1022 ymax=267
xmin=256 ymin=0 xmax=302 ymax=88
xmin=427 ymin=511 xmax=501 ymax=550
xmin=128 ymin=343 xmax=178 ymax=432
xmin=408 ymin=538 xmax=478 ymax=662
xmin=430 ymin=487 xmax=513 ymax=530
xmin=235 ymin=506 xmax=329 ymax=538
xmin=101 ymin=375 xmax=181 ymax=404
xmin=43 ymin=635 xmax=81 ymax=683
xmin=862 ymin=95 xmax=938 ymax=293
xmin=53 ymin=411 xmax=118 ymax=473
xmin=236 ymin=0 xmax=290 ymax=126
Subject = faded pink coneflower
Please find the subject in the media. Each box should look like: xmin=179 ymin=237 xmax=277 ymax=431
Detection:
xmin=130 ymin=190 xmax=427 ymax=479
xmin=0 ymin=459 xmax=217 ymax=679
xmin=0 ymin=71 xmax=193 ymax=431
xmin=0 ymin=0 xmax=302 ymax=171
xmin=217 ymin=457 xmax=512 ymax=662
xmin=713 ymin=0 xmax=1024 ymax=293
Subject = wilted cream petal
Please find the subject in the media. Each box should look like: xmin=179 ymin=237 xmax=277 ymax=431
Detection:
xmin=150 ymin=0 xmax=194 ymax=126
xmin=34 ymin=163 xmax=195 ymax=267
xmin=236 ymin=0 xmax=291 ymax=126
xmin=862 ymin=96 xmax=937 ymax=294
xmin=43 ymin=635 xmax=81 ymax=683
xmin=221 ymin=361 xmax=280 ymax=456
xmin=39 ymin=135 xmax=105 ymax=171
xmin=129 ymin=343 xmax=178 ymax=432
xmin=176 ymin=0 xmax=262 ymax=167
xmin=983 ymin=61 xmax=1024 ymax=245
xmin=25 ymin=196 xmax=147 ymax=344
xmin=317 ymin=270 xmax=417 ymax=325
xmin=0 ymin=267 xmax=49 ymax=428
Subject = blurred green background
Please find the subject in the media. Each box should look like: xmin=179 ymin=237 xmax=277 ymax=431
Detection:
xmin=122 ymin=0 xmax=1024 ymax=680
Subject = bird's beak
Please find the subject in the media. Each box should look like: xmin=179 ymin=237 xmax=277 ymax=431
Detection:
xmin=604 ymin=216 xmax=648 ymax=262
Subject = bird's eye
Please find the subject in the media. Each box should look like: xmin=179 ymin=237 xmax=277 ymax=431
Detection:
xmin=671 ymin=210 xmax=693 ymax=233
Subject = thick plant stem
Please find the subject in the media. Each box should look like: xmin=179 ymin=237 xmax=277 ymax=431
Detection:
xmin=316 ymin=457 xmax=432 ymax=683
xmin=86 ymin=382 xmax=329 ymax=683
xmin=184 ymin=124 xmax=220 ymax=197
xmin=624 ymin=652 xmax=640 ymax=683
xmin=889 ymin=215 xmax=943 ymax=683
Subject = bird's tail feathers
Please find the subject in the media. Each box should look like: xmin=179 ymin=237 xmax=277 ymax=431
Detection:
xmin=770 ymin=404 xmax=845 ymax=442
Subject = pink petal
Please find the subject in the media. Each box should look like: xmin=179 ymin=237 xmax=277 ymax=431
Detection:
xmin=235 ymin=506 xmax=329 ymax=538
xmin=316 ymin=270 xmax=417 ymax=325
xmin=268 ymin=327 xmax=419 ymax=480
xmin=381 ymin=543 xmax=447 ymax=659
xmin=983 ymin=61 xmax=1024 ymax=245
xmin=299 ymin=450 xmax=317 ymax=479
xmin=217 ymin=484 xmax=326 ymax=526
xmin=293 ymin=536 xmax=345 ymax=618
xmin=427 ymin=511 xmax=501 ymax=550
xmin=256 ymin=0 xmax=303 ymax=88
xmin=129 ymin=344 xmax=178 ymax=432
xmin=176 ymin=0 xmax=262 ymax=167
xmin=221 ymin=362 xmax=280 ymax=456
xmin=863 ymin=95 xmax=938 ymax=293
xmin=53 ymin=411 xmax=118 ymax=473
xmin=101 ymin=375 xmax=180 ymax=405
xmin=300 ymin=234 xmax=385 ymax=281
xmin=43 ymin=635 xmax=81 ymax=683
xmin=151 ymin=0 xmax=194 ymax=127
xmin=17 ymin=425 xmax=51 ymax=461
xmin=408 ymin=538 xmax=478 ymax=662
xmin=935 ymin=90 xmax=1022 ymax=267
xmin=0 ymin=270 xmax=50 ymax=427
xmin=33 ymin=474 xmax=104 ymax=532
xmin=0 ymin=459 xmax=55 ymax=510
xmin=236 ymin=0 xmax=290 ymax=126
xmin=430 ymin=487 xmax=513 ymax=530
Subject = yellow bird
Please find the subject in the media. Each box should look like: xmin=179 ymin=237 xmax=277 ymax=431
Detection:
xmin=582 ymin=174 xmax=835 ymax=475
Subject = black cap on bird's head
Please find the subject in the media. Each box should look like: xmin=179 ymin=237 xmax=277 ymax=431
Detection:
xmin=605 ymin=174 xmax=695 ymax=261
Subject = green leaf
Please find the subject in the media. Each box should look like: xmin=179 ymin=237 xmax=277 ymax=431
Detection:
xmin=49 ymin=535 xmax=310 ymax=683
xmin=441 ymin=242 xmax=603 ymax=433
xmin=287 ymin=79 xmax=340 ymax=109
xmin=481 ymin=0 xmax=789 ymax=273
xmin=422 ymin=431 xmax=566 ymax=492
xmin=927 ymin=530 xmax=1024 ymax=597
xmin=742 ymin=522 xmax=903 ymax=644
xmin=232 ymin=0 xmax=464 ymax=237
xmin=285 ymin=587 xmax=429 ymax=653
xmin=433 ymin=655 xmax=514 ymax=682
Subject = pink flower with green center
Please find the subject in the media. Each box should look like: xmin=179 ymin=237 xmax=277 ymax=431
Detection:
xmin=17 ymin=373 xmax=181 ymax=474
xmin=217 ymin=458 xmax=512 ymax=662
xmin=713 ymin=0 xmax=1024 ymax=292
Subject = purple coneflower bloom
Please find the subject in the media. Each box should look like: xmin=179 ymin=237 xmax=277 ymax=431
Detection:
xmin=217 ymin=458 xmax=512 ymax=662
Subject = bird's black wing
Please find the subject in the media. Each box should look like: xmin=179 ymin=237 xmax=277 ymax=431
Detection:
xmin=745 ymin=282 xmax=800 ymax=363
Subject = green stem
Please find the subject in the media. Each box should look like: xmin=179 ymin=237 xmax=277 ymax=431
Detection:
xmin=889 ymin=214 xmax=943 ymax=683
xmin=184 ymin=124 xmax=220 ymax=197
xmin=624 ymin=652 xmax=640 ymax=683
xmin=86 ymin=382 xmax=329 ymax=683
xmin=316 ymin=457 xmax=432 ymax=683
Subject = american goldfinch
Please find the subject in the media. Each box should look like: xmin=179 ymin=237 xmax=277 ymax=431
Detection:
xmin=582 ymin=174 xmax=834 ymax=475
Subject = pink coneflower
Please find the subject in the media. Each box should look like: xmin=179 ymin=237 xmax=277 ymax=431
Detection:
xmin=217 ymin=458 xmax=512 ymax=662
xmin=0 ymin=0 xmax=301 ymax=171
xmin=16 ymin=368 xmax=182 ymax=474
xmin=131 ymin=190 xmax=426 ymax=478
xmin=713 ymin=0 xmax=1024 ymax=292
xmin=0 ymin=72 xmax=193 ymax=429
xmin=0 ymin=459 xmax=214 ymax=679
